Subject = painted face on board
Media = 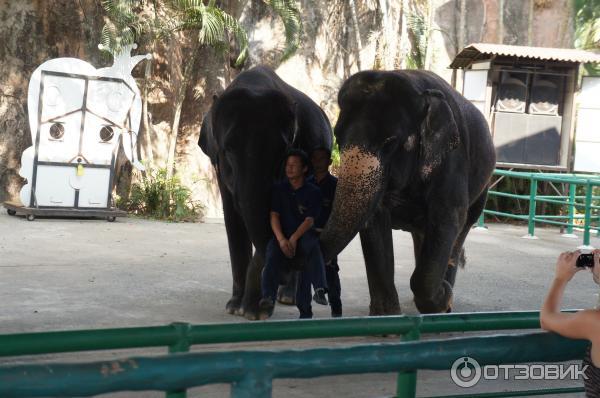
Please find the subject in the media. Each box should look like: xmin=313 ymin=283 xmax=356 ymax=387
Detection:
xmin=18 ymin=45 xmax=149 ymax=209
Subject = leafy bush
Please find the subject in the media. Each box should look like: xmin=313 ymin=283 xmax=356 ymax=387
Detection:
xmin=120 ymin=167 xmax=203 ymax=222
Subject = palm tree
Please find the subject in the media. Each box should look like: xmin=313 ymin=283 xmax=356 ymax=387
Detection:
xmin=574 ymin=0 xmax=600 ymax=75
xmin=100 ymin=0 xmax=302 ymax=177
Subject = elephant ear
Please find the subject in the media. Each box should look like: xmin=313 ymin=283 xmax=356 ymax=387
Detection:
xmin=199 ymin=110 xmax=218 ymax=165
xmin=418 ymin=89 xmax=460 ymax=180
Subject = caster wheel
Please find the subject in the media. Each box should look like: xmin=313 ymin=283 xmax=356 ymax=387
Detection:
xmin=26 ymin=214 xmax=35 ymax=221
xmin=107 ymin=216 xmax=116 ymax=222
xmin=7 ymin=209 xmax=16 ymax=216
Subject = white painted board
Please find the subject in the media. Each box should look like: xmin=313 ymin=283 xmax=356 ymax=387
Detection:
xmin=574 ymin=76 xmax=600 ymax=173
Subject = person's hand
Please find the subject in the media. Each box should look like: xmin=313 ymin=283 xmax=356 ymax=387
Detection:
xmin=288 ymin=235 xmax=298 ymax=257
xmin=593 ymin=249 xmax=600 ymax=285
xmin=554 ymin=250 xmax=583 ymax=283
xmin=279 ymin=239 xmax=294 ymax=258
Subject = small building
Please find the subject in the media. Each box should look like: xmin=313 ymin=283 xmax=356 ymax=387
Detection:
xmin=450 ymin=43 xmax=600 ymax=172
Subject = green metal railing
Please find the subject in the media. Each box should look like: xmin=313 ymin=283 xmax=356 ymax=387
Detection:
xmin=479 ymin=169 xmax=600 ymax=246
xmin=0 ymin=311 xmax=586 ymax=398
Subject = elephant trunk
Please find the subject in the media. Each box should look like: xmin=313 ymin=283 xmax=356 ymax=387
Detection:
xmin=320 ymin=145 xmax=384 ymax=260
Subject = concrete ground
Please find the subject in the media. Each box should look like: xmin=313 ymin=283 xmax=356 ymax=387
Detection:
xmin=1 ymin=208 xmax=599 ymax=397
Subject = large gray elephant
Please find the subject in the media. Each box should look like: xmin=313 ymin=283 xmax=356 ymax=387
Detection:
xmin=320 ymin=70 xmax=495 ymax=314
xmin=199 ymin=66 xmax=332 ymax=320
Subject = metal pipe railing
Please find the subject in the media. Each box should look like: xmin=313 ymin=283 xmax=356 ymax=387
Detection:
xmin=0 ymin=311 xmax=582 ymax=398
xmin=479 ymin=169 xmax=600 ymax=245
xmin=0 ymin=331 xmax=587 ymax=398
xmin=0 ymin=311 xmax=544 ymax=358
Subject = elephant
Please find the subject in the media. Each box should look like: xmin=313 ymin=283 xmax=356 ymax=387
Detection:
xmin=199 ymin=66 xmax=333 ymax=320
xmin=320 ymin=70 xmax=496 ymax=315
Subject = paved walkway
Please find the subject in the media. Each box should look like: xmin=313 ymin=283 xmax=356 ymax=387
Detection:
xmin=1 ymin=209 xmax=597 ymax=397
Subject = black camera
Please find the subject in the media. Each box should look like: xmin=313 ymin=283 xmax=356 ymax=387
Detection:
xmin=576 ymin=253 xmax=595 ymax=268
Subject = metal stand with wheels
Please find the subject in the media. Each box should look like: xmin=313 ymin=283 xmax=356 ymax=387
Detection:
xmin=3 ymin=201 xmax=126 ymax=222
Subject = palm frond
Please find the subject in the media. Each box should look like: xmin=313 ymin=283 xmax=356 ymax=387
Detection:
xmin=263 ymin=0 xmax=302 ymax=60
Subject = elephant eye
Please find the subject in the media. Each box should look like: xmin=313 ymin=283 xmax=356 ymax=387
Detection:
xmin=99 ymin=126 xmax=115 ymax=142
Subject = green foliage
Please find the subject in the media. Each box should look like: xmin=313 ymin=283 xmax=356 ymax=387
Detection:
xmin=100 ymin=0 xmax=158 ymax=55
xmin=575 ymin=0 xmax=600 ymax=75
xmin=100 ymin=0 xmax=249 ymax=66
xmin=331 ymin=134 xmax=340 ymax=168
xmin=100 ymin=0 xmax=302 ymax=64
xmin=122 ymin=167 xmax=203 ymax=222
xmin=166 ymin=0 xmax=249 ymax=66
xmin=406 ymin=11 xmax=428 ymax=70
xmin=263 ymin=0 xmax=302 ymax=60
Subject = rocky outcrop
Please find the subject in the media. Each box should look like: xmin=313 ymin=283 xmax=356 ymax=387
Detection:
xmin=0 ymin=0 xmax=575 ymax=218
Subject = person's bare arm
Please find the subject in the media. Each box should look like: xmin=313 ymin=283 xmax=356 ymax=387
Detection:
xmin=291 ymin=217 xmax=314 ymax=241
xmin=540 ymin=251 xmax=600 ymax=340
xmin=270 ymin=212 xmax=293 ymax=258
xmin=288 ymin=217 xmax=314 ymax=254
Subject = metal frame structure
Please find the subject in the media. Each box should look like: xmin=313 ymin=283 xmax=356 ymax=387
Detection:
xmin=479 ymin=169 xmax=600 ymax=246
xmin=5 ymin=70 xmax=137 ymax=221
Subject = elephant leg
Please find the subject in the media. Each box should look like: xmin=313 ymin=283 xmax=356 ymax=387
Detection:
xmin=410 ymin=206 xmax=466 ymax=314
xmin=359 ymin=207 xmax=401 ymax=315
xmin=445 ymin=190 xmax=489 ymax=292
xmin=414 ymin=230 xmax=457 ymax=313
xmin=241 ymin=251 xmax=268 ymax=320
xmin=220 ymin=182 xmax=252 ymax=316
xmin=277 ymin=271 xmax=299 ymax=305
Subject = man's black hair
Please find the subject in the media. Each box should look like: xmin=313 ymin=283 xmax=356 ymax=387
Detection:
xmin=311 ymin=146 xmax=332 ymax=158
xmin=285 ymin=148 xmax=309 ymax=168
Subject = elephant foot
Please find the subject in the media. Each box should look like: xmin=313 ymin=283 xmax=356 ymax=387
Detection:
xmin=369 ymin=299 xmax=401 ymax=316
xmin=414 ymin=281 xmax=453 ymax=314
xmin=241 ymin=299 xmax=274 ymax=321
xmin=277 ymin=285 xmax=295 ymax=305
xmin=225 ymin=296 xmax=243 ymax=315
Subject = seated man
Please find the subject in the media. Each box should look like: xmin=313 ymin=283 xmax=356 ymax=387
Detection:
xmin=310 ymin=147 xmax=342 ymax=317
xmin=260 ymin=149 xmax=328 ymax=319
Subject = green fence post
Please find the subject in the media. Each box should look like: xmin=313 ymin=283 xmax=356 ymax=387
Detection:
xmin=525 ymin=177 xmax=538 ymax=239
xmin=396 ymin=327 xmax=420 ymax=398
xmin=584 ymin=182 xmax=593 ymax=247
xmin=566 ymin=183 xmax=576 ymax=236
xmin=166 ymin=322 xmax=192 ymax=398
xmin=476 ymin=212 xmax=486 ymax=229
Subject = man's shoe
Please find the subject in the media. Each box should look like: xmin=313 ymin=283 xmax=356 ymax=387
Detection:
xmin=331 ymin=311 xmax=342 ymax=318
xmin=313 ymin=288 xmax=328 ymax=305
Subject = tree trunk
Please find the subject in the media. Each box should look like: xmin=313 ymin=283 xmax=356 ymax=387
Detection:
xmin=166 ymin=41 xmax=199 ymax=179
xmin=348 ymin=0 xmax=362 ymax=70
xmin=141 ymin=58 xmax=154 ymax=165
xmin=397 ymin=0 xmax=409 ymax=69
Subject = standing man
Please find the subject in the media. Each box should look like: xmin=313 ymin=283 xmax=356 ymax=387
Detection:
xmin=310 ymin=147 xmax=343 ymax=317
xmin=260 ymin=149 xmax=328 ymax=319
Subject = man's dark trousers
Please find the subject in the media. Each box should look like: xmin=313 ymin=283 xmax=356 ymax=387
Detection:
xmin=261 ymin=232 xmax=327 ymax=318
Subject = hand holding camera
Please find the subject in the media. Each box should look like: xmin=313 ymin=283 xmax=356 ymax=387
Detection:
xmin=576 ymin=252 xmax=596 ymax=268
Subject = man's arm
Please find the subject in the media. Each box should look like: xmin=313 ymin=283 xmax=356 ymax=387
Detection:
xmin=290 ymin=217 xmax=314 ymax=243
xmin=270 ymin=212 xmax=286 ymax=243
xmin=270 ymin=212 xmax=293 ymax=258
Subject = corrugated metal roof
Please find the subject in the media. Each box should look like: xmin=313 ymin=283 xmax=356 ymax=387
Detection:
xmin=450 ymin=43 xmax=600 ymax=68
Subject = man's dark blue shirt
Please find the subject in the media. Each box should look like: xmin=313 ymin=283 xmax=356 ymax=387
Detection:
xmin=308 ymin=173 xmax=338 ymax=229
xmin=271 ymin=179 xmax=322 ymax=237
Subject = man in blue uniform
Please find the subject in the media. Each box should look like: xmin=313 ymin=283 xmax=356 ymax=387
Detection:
xmin=260 ymin=149 xmax=328 ymax=319
xmin=310 ymin=148 xmax=342 ymax=317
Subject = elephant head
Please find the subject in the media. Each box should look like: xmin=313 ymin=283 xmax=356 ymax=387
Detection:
xmin=200 ymin=87 xmax=298 ymax=255
xmin=320 ymin=71 xmax=460 ymax=260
